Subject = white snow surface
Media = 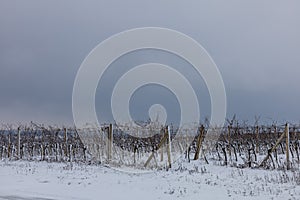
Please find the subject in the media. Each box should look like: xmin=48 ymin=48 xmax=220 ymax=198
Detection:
xmin=0 ymin=160 xmax=299 ymax=200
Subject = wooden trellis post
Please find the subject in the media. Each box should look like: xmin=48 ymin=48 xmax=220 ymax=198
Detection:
xmin=144 ymin=126 xmax=171 ymax=169
xmin=286 ymin=123 xmax=290 ymax=170
xmin=185 ymin=129 xmax=189 ymax=160
xmin=194 ymin=125 xmax=205 ymax=160
xmin=260 ymin=123 xmax=291 ymax=170
xmin=17 ymin=127 xmax=21 ymax=159
xmin=7 ymin=133 xmax=11 ymax=159
xmin=166 ymin=126 xmax=172 ymax=169
xmin=107 ymin=123 xmax=113 ymax=161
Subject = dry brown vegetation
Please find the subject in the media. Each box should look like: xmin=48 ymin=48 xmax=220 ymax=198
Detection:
xmin=0 ymin=121 xmax=299 ymax=170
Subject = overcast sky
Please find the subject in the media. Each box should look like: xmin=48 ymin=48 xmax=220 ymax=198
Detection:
xmin=0 ymin=1 xmax=299 ymax=125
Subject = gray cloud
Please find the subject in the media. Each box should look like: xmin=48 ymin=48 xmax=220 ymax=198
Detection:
xmin=0 ymin=0 xmax=299 ymax=125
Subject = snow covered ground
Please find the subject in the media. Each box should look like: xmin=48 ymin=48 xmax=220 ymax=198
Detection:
xmin=0 ymin=160 xmax=299 ymax=200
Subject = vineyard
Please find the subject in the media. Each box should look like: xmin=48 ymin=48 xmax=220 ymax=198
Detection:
xmin=0 ymin=121 xmax=300 ymax=171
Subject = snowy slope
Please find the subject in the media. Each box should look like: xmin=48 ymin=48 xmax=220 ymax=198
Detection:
xmin=0 ymin=160 xmax=299 ymax=200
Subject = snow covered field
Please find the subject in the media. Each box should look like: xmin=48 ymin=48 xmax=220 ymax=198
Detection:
xmin=0 ymin=160 xmax=299 ymax=200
